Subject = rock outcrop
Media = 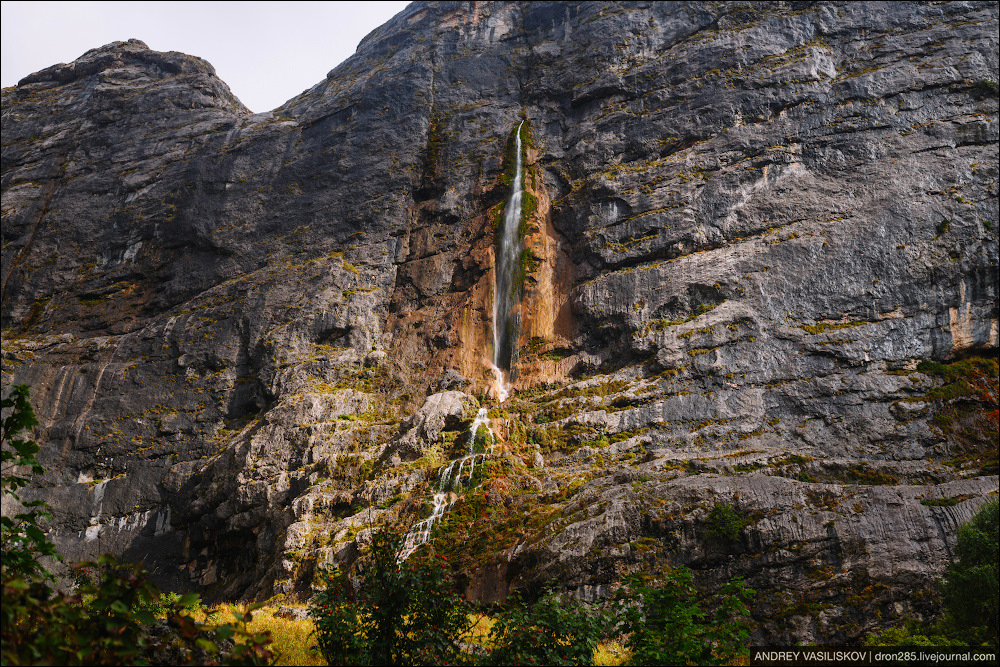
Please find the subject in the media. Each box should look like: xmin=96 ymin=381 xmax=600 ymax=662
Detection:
xmin=2 ymin=1 xmax=997 ymax=644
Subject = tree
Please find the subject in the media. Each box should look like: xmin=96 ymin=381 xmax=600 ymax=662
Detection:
xmin=613 ymin=565 xmax=754 ymax=666
xmin=483 ymin=586 xmax=607 ymax=666
xmin=943 ymin=498 xmax=999 ymax=646
xmin=866 ymin=498 xmax=999 ymax=648
xmin=1 ymin=384 xmax=60 ymax=580
xmin=309 ymin=528 xmax=474 ymax=666
xmin=1 ymin=385 xmax=275 ymax=666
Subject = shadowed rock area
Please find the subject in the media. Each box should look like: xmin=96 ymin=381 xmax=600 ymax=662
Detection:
xmin=2 ymin=1 xmax=998 ymax=644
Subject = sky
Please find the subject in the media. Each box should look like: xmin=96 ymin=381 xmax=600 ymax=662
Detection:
xmin=1 ymin=0 xmax=412 ymax=112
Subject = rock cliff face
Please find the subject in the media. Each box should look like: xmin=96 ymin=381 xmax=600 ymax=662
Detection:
xmin=2 ymin=1 xmax=998 ymax=644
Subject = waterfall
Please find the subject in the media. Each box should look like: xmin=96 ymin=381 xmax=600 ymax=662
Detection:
xmin=398 ymin=408 xmax=496 ymax=561
xmin=491 ymin=120 xmax=525 ymax=403
xmin=397 ymin=122 xmax=526 ymax=560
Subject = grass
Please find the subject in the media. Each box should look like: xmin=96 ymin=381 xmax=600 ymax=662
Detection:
xmin=795 ymin=320 xmax=865 ymax=334
xmin=190 ymin=604 xmax=630 ymax=665
xmin=595 ymin=639 xmax=629 ymax=665
xmin=920 ymin=495 xmax=971 ymax=507
xmin=189 ymin=604 xmax=325 ymax=666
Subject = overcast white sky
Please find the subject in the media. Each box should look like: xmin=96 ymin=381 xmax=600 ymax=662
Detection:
xmin=1 ymin=1 xmax=411 ymax=112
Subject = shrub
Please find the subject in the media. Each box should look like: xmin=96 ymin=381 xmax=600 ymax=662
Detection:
xmin=864 ymin=622 xmax=957 ymax=647
xmin=865 ymin=498 xmax=999 ymax=647
xmin=706 ymin=502 xmax=749 ymax=540
xmin=1 ymin=384 xmax=60 ymax=581
xmin=2 ymin=555 xmax=275 ymax=666
xmin=309 ymin=527 xmax=473 ymax=666
xmin=483 ymin=586 xmax=606 ymax=666
xmin=613 ymin=565 xmax=754 ymax=666
xmin=943 ymin=499 xmax=998 ymax=645
xmin=1 ymin=386 xmax=274 ymax=666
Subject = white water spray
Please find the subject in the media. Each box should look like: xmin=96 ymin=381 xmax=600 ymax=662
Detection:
xmin=398 ymin=408 xmax=496 ymax=561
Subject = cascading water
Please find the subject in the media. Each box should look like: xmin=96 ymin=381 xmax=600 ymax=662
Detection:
xmin=398 ymin=408 xmax=496 ymax=561
xmin=490 ymin=121 xmax=526 ymax=403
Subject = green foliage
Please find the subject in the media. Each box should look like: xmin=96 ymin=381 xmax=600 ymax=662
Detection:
xmin=775 ymin=454 xmax=813 ymax=465
xmin=917 ymin=357 xmax=999 ymax=401
xmin=309 ymin=527 xmax=474 ymax=666
xmin=972 ymin=78 xmax=998 ymax=99
xmin=864 ymin=621 xmax=959 ymax=647
xmin=919 ymin=496 xmax=968 ymax=507
xmin=613 ymin=565 xmax=754 ymax=666
xmin=483 ymin=587 xmax=606 ymax=666
xmin=916 ymin=356 xmax=998 ymax=471
xmin=425 ymin=118 xmax=444 ymax=177
xmin=1 ymin=384 xmax=60 ymax=581
xmin=134 ymin=589 xmax=204 ymax=618
xmin=795 ymin=320 xmax=865 ymax=335
xmin=306 ymin=533 xmax=755 ymax=666
xmin=943 ymin=499 xmax=998 ymax=644
xmin=646 ymin=301 xmax=725 ymax=332
xmin=3 ymin=556 xmax=158 ymax=666
xmin=866 ymin=499 xmax=999 ymax=647
xmin=2 ymin=555 xmax=275 ymax=666
xmin=705 ymin=502 xmax=749 ymax=540
xmin=500 ymin=121 xmax=528 ymax=188
xmin=0 ymin=386 xmax=274 ymax=666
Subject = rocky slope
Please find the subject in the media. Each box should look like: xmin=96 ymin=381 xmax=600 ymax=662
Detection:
xmin=2 ymin=1 xmax=998 ymax=644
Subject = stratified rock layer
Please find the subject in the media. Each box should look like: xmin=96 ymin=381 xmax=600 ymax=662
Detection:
xmin=2 ymin=2 xmax=998 ymax=644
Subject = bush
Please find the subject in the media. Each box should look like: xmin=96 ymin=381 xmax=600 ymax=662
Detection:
xmin=1 ymin=384 xmax=60 ymax=581
xmin=613 ymin=565 xmax=754 ymax=666
xmin=483 ymin=586 xmax=606 ymax=666
xmin=309 ymin=527 xmax=473 ymax=666
xmin=865 ymin=498 xmax=999 ymax=648
xmin=706 ymin=502 xmax=749 ymax=540
xmin=2 ymin=555 xmax=275 ymax=666
xmin=943 ymin=499 xmax=998 ymax=645
xmin=864 ymin=620 xmax=958 ymax=647
xmin=3 ymin=555 xmax=159 ymax=666
xmin=1 ymin=385 xmax=274 ymax=666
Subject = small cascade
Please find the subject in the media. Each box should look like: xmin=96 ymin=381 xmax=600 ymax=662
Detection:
xmin=398 ymin=408 xmax=496 ymax=561
xmin=491 ymin=121 xmax=526 ymax=403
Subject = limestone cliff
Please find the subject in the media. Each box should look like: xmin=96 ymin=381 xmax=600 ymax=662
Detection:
xmin=2 ymin=1 xmax=998 ymax=644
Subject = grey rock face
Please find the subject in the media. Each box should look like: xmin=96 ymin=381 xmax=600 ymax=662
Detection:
xmin=2 ymin=1 xmax=998 ymax=644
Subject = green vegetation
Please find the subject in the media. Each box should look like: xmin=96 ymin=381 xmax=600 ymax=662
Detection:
xmin=310 ymin=528 xmax=472 ymax=666
xmin=972 ymin=78 xmax=998 ymax=99
xmin=646 ymin=301 xmax=725 ymax=333
xmin=920 ymin=496 xmax=971 ymax=507
xmin=483 ymin=587 xmax=605 ymax=666
xmin=866 ymin=499 xmax=998 ymax=647
xmin=187 ymin=604 xmax=325 ymax=666
xmin=775 ymin=454 xmax=813 ymax=466
xmin=424 ymin=117 xmax=444 ymax=178
xmin=705 ymin=502 xmax=749 ymax=540
xmin=944 ymin=498 xmax=998 ymax=643
xmin=1 ymin=384 xmax=58 ymax=581
xmin=795 ymin=320 xmax=865 ymax=334
xmin=917 ymin=356 xmax=998 ymax=472
xmin=309 ymin=524 xmax=754 ymax=666
xmin=613 ymin=565 xmax=753 ymax=665
xmin=1 ymin=386 xmax=274 ymax=666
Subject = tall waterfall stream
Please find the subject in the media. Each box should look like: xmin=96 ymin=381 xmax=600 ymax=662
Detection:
xmin=490 ymin=120 xmax=525 ymax=403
